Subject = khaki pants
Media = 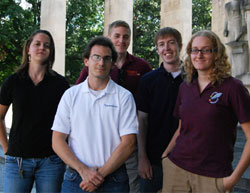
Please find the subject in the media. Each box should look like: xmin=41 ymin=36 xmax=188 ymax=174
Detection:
xmin=162 ymin=157 xmax=226 ymax=193
xmin=125 ymin=150 xmax=140 ymax=193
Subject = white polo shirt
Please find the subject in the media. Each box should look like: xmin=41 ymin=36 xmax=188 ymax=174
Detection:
xmin=52 ymin=78 xmax=138 ymax=167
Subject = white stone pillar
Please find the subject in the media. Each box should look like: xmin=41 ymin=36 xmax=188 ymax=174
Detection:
xmin=212 ymin=0 xmax=228 ymax=44
xmin=104 ymin=0 xmax=133 ymax=53
xmin=245 ymin=4 xmax=250 ymax=83
xmin=160 ymin=0 xmax=192 ymax=58
xmin=212 ymin=0 xmax=232 ymax=65
xmin=40 ymin=0 xmax=66 ymax=76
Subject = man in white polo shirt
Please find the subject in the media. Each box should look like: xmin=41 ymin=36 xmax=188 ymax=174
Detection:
xmin=51 ymin=36 xmax=138 ymax=193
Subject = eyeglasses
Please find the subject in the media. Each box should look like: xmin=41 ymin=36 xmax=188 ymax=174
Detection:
xmin=90 ymin=54 xmax=113 ymax=64
xmin=190 ymin=48 xmax=217 ymax=55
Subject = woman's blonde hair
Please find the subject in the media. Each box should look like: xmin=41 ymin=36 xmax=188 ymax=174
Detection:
xmin=184 ymin=30 xmax=231 ymax=84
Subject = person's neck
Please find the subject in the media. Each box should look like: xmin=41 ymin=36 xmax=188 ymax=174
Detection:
xmin=197 ymin=71 xmax=211 ymax=93
xmin=163 ymin=61 xmax=180 ymax=73
xmin=88 ymin=76 xmax=109 ymax=91
xmin=115 ymin=52 xmax=127 ymax=69
xmin=28 ymin=63 xmax=46 ymax=85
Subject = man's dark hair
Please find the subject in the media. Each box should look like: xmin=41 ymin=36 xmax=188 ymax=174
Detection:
xmin=108 ymin=20 xmax=131 ymax=36
xmin=154 ymin=27 xmax=182 ymax=47
xmin=83 ymin=36 xmax=118 ymax=63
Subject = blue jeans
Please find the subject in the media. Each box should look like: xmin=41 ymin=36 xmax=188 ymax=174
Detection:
xmin=4 ymin=155 xmax=65 ymax=193
xmin=61 ymin=165 xmax=129 ymax=193
xmin=140 ymin=164 xmax=162 ymax=193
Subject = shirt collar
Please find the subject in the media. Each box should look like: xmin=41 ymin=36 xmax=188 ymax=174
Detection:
xmin=159 ymin=62 xmax=183 ymax=78
xmin=81 ymin=77 xmax=116 ymax=95
xmin=121 ymin=52 xmax=133 ymax=68
xmin=191 ymin=78 xmax=214 ymax=95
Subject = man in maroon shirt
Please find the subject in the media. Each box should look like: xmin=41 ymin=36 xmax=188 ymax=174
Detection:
xmin=76 ymin=20 xmax=152 ymax=193
xmin=75 ymin=20 xmax=152 ymax=99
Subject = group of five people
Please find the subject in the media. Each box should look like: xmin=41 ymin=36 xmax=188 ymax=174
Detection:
xmin=0 ymin=20 xmax=249 ymax=193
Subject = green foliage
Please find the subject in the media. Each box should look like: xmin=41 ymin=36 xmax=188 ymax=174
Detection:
xmin=0 ymin=0 xmax=212 ymax=85
xmin=65 ymin=0 xmax=104 ymax=84
xmin=192 ymin=0 xmax=212 ymax=33
xmin=133 ymin=0 xmax=161 ymax=69
xmin=0 ymin=0 xmax=40 ymax=84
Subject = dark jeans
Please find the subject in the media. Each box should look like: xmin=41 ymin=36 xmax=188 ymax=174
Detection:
xmin=61 ymin=165 xmax=129 ymax=193
xmin=140 ymin=164 xmax=162 ymax=193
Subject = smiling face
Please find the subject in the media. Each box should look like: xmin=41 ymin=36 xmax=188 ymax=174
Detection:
xmin=156 ymin=35 xmax=182 ymax=68
xmin=84 ymin=45 xmax=113 ymax=81
xmin=108 ymin=26 xmax=130 ymax=55
xmin=28 ymin=33 xmax=50 ymax=65
xmin=191 ymin=36 xmax=216 ymax=74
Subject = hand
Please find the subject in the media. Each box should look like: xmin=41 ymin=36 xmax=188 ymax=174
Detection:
xmin=80 ymin=182 xmax=97 ymax=192
xmin=2 ymin=144 xmax=8 ymax=154
xmin=161 ymin=151 xmax=168 ymax=159
xmin=138 ymin=156 xmax=152 ymax=180
xmin=223 ymin=176 xmax=236 ymax=193
xmin=79 ymin=167 xmax=104 ymax=191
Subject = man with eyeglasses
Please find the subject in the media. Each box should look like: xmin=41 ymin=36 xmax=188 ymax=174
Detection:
xmin=51 ymin=36 xmax=138 ymax=193
xmin=136 ymin=27 xmax=183 ymax=193
xmin=76 ymin=20 xmax=152 ymax=193
xmin=76 ymin=20 xmax=152 ymax=99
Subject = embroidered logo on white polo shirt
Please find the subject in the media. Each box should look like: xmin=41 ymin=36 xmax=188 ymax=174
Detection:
xmin=208 ymin=92 xmax=223 ymax=104
xmin=104 ymin=104 xmax=118 ymax=108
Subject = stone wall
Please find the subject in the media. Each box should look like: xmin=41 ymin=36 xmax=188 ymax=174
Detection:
xmin=212 ymin=0 xmax=250 ymax=88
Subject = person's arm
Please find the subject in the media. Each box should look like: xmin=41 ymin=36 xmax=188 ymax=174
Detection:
xmin=162 ymin=120 xmax=181 ymax=158
xmin=0 ymin=104 xmax=9 ymax=154
xmin=52 ymin=131 xmax=104 ymax=192
xmin=137 ymin=110 xmax=152 ymax=180
xmin=98 ymin=134 xmax=136 ymax=178
xmin=223 ymin=121 xmax=250 ymax=193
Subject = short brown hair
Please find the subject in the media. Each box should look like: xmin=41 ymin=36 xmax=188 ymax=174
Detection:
xmin=154 ymin=27 xmax=182 ymax=48
xmin=108 ymin=20 xmax=131 ymax=36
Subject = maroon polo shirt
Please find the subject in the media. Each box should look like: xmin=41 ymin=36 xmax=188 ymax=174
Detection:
xmin=75 ymin=52 xmax=152 ymax=99
xmin=168 ymin=77 xmax=250 ymax=178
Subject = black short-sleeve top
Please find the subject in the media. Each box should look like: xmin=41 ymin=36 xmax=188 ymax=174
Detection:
xmin=0 ymin=71 xmax=69 ymax=158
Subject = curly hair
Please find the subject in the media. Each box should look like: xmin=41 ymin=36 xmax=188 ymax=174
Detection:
xmin=184 ymin=30 xmax=231 ymax=84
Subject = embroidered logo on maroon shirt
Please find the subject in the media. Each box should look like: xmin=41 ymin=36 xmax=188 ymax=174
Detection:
xmin=127 ymin=70 xmax=140 ymax=76
xmin=208 ymin=92 xmax=223 ymax=104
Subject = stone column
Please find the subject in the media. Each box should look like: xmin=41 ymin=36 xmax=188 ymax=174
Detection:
xmin=244 ymin=1 xmax=250 ymax=86
xmin=40 ymin=0 xmax=66 ymax=75
xmin=160 ymin=0 xmax=192 ymax=57
xmin=212 ymin=0 xmax=234 ymax=67
xmin=212 ymin=0 xmax=228 ymax=44
xmin=104 ymin=0 xmax=133 ymax=53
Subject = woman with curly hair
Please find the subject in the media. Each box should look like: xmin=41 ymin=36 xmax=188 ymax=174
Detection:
xmin=161 ymin=30 xmax=250 ymax=193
